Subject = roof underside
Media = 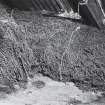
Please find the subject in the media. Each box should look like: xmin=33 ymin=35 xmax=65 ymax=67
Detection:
xmin=0 ymin=0 xmax=105 ymax=29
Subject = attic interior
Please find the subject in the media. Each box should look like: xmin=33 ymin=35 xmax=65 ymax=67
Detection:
xmin=0 ymin=0 xmax=105 ymax=105
xmin=1 ymin=0 xmax=105 ymax=28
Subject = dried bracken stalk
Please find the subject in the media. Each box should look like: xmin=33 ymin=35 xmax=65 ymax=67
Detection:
xmin=59 ymin=26 xmax=80 ymax=81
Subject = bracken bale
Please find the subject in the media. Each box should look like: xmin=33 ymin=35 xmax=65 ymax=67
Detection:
xmin=0 ymin=39 xmax=28 ymax=91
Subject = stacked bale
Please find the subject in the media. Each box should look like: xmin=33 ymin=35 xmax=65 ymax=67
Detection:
xmin=1 ymin=6 xmax=105 ymax=93
xmin=12 ymin=10 xmax=105 ymax=91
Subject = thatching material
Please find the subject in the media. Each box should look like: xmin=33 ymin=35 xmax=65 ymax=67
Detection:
xmin=0 ymin=6 xmax=105 ymax=93
xmin=12 ymin=10 xmax=105 ymax=91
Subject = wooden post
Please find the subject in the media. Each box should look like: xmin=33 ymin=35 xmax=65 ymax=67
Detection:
xmin=79 ymin=0 xmax=105 ymax=29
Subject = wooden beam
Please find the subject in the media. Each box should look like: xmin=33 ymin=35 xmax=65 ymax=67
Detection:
xmin=79 ymin=0 xmax=105 ymax=29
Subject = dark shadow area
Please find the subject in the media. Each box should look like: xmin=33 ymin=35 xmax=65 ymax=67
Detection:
xmin=43 ymin=14 xmax=99 ymax=29
xmin=0 ymin=0 xmax=14 ymax=8
xmin=0 ymin=0 xmax=31 ymax=10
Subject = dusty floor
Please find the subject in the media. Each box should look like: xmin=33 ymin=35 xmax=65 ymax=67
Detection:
xmin=0 ymin=74 xmax=104 ymax=105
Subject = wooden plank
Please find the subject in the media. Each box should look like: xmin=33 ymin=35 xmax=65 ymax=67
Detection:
xmin=101 ymin=0 xmax=105 ymax=11
xmin=60 ymin=0 xmax=71 ymax=12
xmin=31 ymin=0 xmax=40 ymax=10
xmin=50 ymin=0 xmax=59 ymax=12
xmin=67 ymin=0 xmax=80 ymax=12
